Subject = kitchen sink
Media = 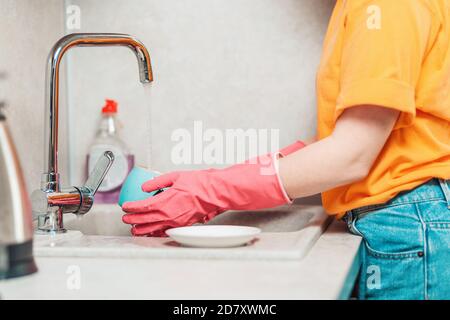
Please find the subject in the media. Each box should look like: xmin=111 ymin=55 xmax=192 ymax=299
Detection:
xmin=34 ymin=204 xmax=331 ymax=261
xmin=62 ymin=204 xmax=325 ymax=236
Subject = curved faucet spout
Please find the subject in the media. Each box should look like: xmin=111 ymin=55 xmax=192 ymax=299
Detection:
xmin=44 ymin=33 xmax=153 ymax=181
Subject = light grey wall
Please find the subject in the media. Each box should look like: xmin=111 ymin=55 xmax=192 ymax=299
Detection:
xmin=65 ymin=0 xmax=335 ymax=188
xmin=0 ymin=0 xmax=68 ymax=192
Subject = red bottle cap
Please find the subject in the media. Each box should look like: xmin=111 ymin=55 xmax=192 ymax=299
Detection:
xmin=102 ymin=99 xmax=118 ymax=114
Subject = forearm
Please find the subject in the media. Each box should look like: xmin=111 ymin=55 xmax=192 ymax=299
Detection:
xmin=279 ymin=135 xmax=367 ymax=198
xmin=279 ymin=105 xmax=399 ymax=199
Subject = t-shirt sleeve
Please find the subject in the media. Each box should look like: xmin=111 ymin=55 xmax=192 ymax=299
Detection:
xmin=336 ymin=0 xmax=433 ymax=129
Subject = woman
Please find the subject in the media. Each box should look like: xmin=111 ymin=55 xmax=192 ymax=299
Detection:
xmin=122 ymin=0 xmax=450 ymax=300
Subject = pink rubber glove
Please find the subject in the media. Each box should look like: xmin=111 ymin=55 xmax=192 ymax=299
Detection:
xmin=122 ymin=140 xmax=305 ymax=236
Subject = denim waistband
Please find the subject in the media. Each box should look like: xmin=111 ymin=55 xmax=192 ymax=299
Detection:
xmin=347 ymin=178 xmax=450 ymax=218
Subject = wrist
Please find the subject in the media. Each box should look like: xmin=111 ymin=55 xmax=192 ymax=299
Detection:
xmin=272 ymin=153 xmax=294 ymax=203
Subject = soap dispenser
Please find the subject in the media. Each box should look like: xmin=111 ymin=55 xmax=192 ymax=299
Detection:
xmin=86 ymin=99 xmax=134 ymax=203
xmin=0 ymin=99 xmax=37 ymax=279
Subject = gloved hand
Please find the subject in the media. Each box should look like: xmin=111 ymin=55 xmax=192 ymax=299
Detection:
xmin=122 ymin=140 xmax=305 ymax=236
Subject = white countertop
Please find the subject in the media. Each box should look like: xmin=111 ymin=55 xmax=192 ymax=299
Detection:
xmin=34 ymin=205 xmax=331 ymax=261
xmin=0 ymin=220 xmax=361 ymax=300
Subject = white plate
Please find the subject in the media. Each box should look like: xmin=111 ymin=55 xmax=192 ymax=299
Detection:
xmin=166 ymin=225 xmax=261 ymax=248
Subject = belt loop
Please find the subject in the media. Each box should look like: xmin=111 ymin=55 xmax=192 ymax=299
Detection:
xmin=344 ymin=209 xmax=364 ymax=237
xmin=438 ymin=179 xmax=450 ymax=208
xmin=343 ymin=210 xmax=354 ymax=228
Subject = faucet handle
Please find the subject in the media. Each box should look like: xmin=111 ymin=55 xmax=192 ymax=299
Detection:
xmin=85 ymin=151 xmax=115 ymax=194
xmin=77 ymin=151 xmax=114 ymax=215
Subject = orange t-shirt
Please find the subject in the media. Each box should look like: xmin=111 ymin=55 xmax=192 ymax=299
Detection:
xmin=317 ymin=0 xmax=450 ymax=216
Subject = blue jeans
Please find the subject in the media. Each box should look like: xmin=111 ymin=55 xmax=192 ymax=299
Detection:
xmin=344 ymin=178 xmax=450 ymax=300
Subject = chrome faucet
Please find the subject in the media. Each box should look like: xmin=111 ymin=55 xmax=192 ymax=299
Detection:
xmin=31 ymin=33 xmax=154 ymax=233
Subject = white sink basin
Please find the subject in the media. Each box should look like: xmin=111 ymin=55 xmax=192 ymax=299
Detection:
xmin=63 ymin=204 xmax=325 ymax=236
xmin=34 ymin=204 xmax=331 ymax=261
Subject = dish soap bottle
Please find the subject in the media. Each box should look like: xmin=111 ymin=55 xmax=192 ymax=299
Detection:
xmin=87 ymin=99 xmax=134 ymax=203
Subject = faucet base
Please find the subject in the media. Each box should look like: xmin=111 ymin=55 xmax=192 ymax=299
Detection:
xmin=35 ymin=228 xmax=67 ymax=235
xmin=36 ymin=209 xmax=66 ymax=234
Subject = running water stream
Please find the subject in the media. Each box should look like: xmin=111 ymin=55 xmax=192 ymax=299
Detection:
xmin=143 ymin=83 xmax=154 ymax=171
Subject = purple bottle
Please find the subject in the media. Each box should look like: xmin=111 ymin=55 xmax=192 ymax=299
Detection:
xmin=86 ymin=99 xmax=134 ymax=204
